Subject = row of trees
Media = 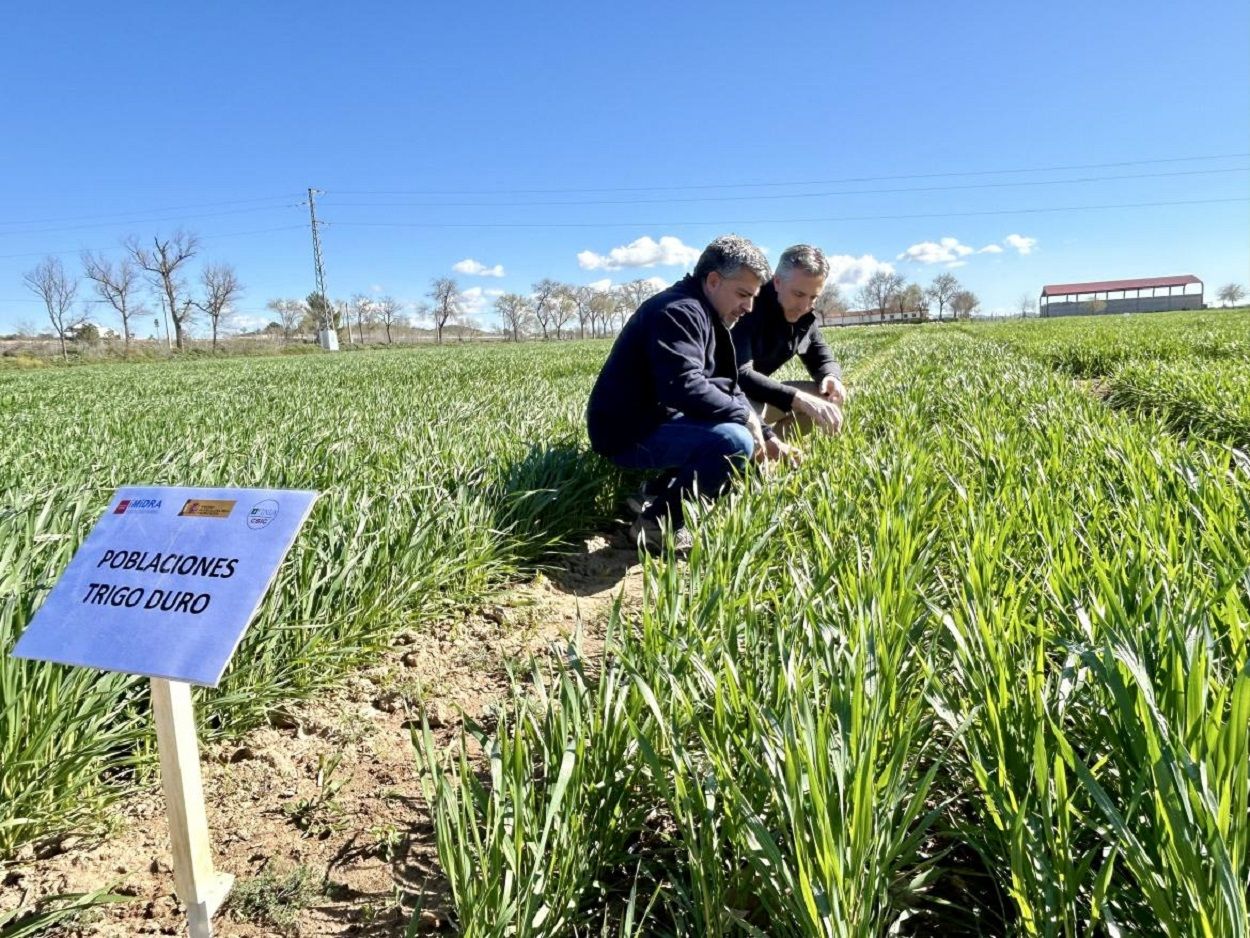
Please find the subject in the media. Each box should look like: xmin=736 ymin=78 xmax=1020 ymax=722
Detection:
xmin=491 ymin=278 xmax=661 ymax=343
xmin=823 ymin=271 xmax=982 ymax=323
xmin=265 ymin=277 xmax=668 ymax=346
xmin=277 ymin=271 xmax=983 ymax=348
xmin=21 ymin=230 xmax=240 ymax=359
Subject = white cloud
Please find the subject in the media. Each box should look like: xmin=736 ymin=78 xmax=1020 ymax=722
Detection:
xmin=577 ymin=235 xmax=700 ymax=271
xmin=452 ymin=259 xmax=480 ymax=274
xmin=455 ymin=287 xmax=506 ymax=317
xmin=452 ymin=258 xmax=506 ymax=277
xmin=897 ymin=237 xmax=977 ymax=265
xmin=586 ymin=278 xmax=613 ymax=292
xmin=978 ymin=244 xmax=1004 ymax=254
xmin=459 ymin=286 xmax=488 ymax=315
xmin=1004 ymin=234 xmax=1037 ymax=255
xmin=826 ymin=254 xmax=894 ymax=289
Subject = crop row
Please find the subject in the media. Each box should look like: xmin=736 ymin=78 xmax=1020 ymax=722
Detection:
xmin=973 ymin=309 xmax=1250 ymax=378
xmin=419 ymin=328 xmax=1250 ymax=936
xmin=0 ymin=344 xmax=621 ymax=855
xmin=1102 ymin=356 xmax=1250 ymax=448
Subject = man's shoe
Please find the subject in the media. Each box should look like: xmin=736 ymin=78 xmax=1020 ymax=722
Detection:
xmin=629 ymin=515 xmax=693 ymax=555
xmin=671 ymin=526 xmax=694 ymax=554
xmin=625 ymin=488 xmax=653 ymax=516
xmin=625 ymin=472 xmax=677 ymax=516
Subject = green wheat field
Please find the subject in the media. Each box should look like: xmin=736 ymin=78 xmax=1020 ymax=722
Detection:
xmin=3 ymin=309 xmax=1250 ymax=936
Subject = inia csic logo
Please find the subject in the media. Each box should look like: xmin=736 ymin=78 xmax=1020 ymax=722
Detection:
xmin=114 ymin=498 xmax=162 ymax=514
xmin=247 ymin=499 xmax=279 ymax=530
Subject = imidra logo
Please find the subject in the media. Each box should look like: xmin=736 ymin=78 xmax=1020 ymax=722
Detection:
xmin=115 ymin=498 xmax=162 ymax=514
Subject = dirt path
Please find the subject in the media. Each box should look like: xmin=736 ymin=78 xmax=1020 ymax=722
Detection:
xmin=2 ymin=532 xmax=644 ymax=937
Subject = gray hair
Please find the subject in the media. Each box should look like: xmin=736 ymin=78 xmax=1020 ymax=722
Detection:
xmin=693 ymin=234 xmax=771 ymax=284
xmin=776 ymin=244 xmax=830 ymax=280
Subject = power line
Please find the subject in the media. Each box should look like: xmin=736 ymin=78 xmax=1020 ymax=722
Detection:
xmin=322 ymin=195 xmax=1250 ymax=230
xmin=0 ymin=225 xmax=308 ymax=261
xmin=0 ymin=203 xmax=305 ymax=240
xmin=325 ymin=166 xmax=1249 ymax=209
xmin=0 ymin=193 xmax=306 ymax=229
xmin=329 ymin=151 xmax=1250 ymax=196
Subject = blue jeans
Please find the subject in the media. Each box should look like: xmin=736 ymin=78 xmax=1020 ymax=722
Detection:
xmin=611 ymin=418 xmax=755 ymax=522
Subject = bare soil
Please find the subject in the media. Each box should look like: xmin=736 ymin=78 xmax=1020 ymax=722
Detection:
xmin=1 ymin=532 xmax=644 ymax=937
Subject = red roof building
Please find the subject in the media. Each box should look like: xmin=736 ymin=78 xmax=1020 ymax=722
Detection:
xmin=1039 ymin=274 xmax=1204 ymax=317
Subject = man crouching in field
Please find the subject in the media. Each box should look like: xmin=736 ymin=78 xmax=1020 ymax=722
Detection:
xmin=586 ymin=234 xmax=776 ymax=553
xmin=732 ymin=244 xmax=847 ymax=441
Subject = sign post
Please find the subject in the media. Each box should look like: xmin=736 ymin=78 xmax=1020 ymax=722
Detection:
xmin=13 ymin=486 xmax=318 ymax=938
xmin=152 ymin=678 xmax=233 ymax=935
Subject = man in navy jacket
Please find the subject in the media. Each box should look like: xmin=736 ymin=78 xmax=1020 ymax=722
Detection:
xmin=587 ymin=235 xmax=771 ymax=551
xmin=732 ymin=244 xmax=847 ymax=440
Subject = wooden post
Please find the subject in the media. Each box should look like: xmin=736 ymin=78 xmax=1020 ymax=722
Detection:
xmin=151 ymin=678 xmax=233 ymax=938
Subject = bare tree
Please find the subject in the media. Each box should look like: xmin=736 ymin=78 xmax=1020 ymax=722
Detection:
xmin=349 ymin=294 xmax=374 ymax=344
xmin=858 ymin=270 xmax=904 ymax=322
xmin=814 ymin=283 xmax=848 ymax=325
xmin=374 ymin=295 xmax=403 ymax=344
xmin=551 ymin=287 xmax=576 ymax=340
xmin=589 ymin=290 xmax=615 ymax=337
xmin=530 ymin=278 xmax=561 ymax=340
xmin=1017 ymin=292 xmax=1037 ymax=318
xmin=126 ymin=230 xmax=200 ymax=349
xmin=194 ymin=263 xmax=242 ymax=350
xmin=611 ymin=286 xmax=636 ymax=332
xmin=617 ymin=278 xmax=662 ymax=312
xmin=82 ymin=252 xmax=142 ymax=353
xmin=451 ymin=315 xmax=481 ymax=342
xmin=950 ymin=290 xmax=980 ymax=319
xmin=925 ymin=273 xmax=961 ymax=322
xmin=23 ymin=257 xmax=83 ymax=360
xmin=893 ymin=282 xmax=926 ymax=318
xmin=570 ymin=285 xmax=597 ymax=339
xmin=1217 ymin=283 xmax=1246 ymax=307
xmin=265 ymin=299 xmax=304 ymax=342
xmin=428 ymin=278 xmax=461 ymax=344
xmin=494 ymin=293 xmax=533 ymax=341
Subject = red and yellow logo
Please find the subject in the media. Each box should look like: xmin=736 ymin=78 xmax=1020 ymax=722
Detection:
xmin=178 ymin=499 xmax=237 ymax=519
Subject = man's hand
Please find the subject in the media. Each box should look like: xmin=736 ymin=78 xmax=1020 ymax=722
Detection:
xmin=820 ymin=375 xmax=848 ymax=406
xmin=746 ymin=410 xmax=768 ymax=461
xmin=791 ymin=390 xmax=844 ymax=435
xmin=764 ymin=435 xmax=803 ymax=466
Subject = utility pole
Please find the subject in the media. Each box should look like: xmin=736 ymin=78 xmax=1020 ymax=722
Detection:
xmin=307 ymin=187 xmax=337 ymax=351
xmin=159 ymin=294 xmax=173 ymax=351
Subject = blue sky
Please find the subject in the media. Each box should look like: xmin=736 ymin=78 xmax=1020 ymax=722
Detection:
xmin=2 ymin=0 xmax=1247 ymax=335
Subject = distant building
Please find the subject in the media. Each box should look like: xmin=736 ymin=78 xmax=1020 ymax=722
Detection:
xmin=1039 ymin=275 xmax=1204 ymax=317
xmin=822 ymin=308 xmax=927 ymax=327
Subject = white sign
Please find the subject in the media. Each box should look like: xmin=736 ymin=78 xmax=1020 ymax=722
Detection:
xmin=12 ymin=486 xmax=317 ymax=686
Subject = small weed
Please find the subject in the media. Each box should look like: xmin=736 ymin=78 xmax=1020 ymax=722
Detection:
xmin=369 ymin=822 xmax=405 ymax=860
xmin=228 ymin=864 xmax=320 ymax=934
xmin=283 ymin=752 xmax=348 ymax=838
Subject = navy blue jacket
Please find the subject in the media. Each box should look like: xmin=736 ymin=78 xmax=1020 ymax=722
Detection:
xmin=731 ymin=281 xmax=841 ymax=411
xmin=587 ymin=275 xmax=751 ymax=457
